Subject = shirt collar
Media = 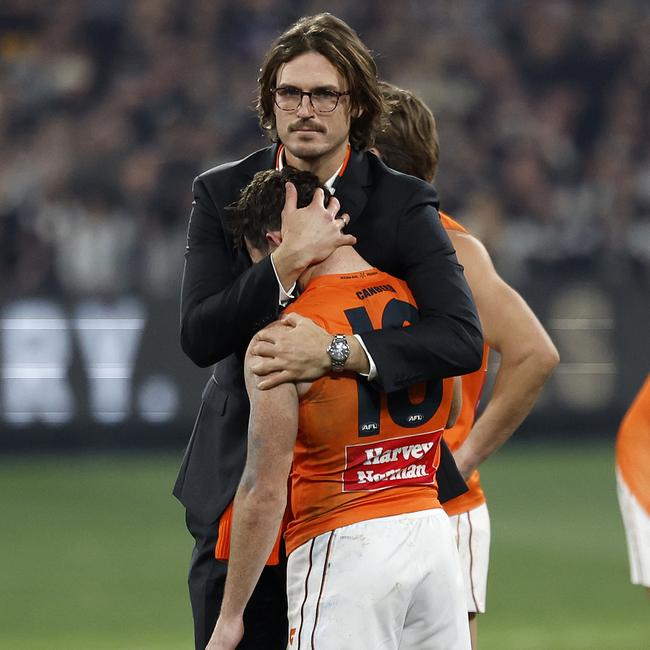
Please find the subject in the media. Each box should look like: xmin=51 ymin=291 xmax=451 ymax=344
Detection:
xmin=275 ymin=144 xmax=351 ymax=194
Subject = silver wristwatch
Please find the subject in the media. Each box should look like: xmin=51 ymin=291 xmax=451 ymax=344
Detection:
xmin=326 ymin=334 xmax=350 ymax=372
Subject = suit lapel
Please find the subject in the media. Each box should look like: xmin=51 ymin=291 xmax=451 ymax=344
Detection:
xmin=332 ymin=149 xmax=370 ymax=227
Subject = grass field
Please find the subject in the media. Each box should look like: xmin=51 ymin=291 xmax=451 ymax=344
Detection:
xmin=1 ymin=444 xmax=648 ymax=649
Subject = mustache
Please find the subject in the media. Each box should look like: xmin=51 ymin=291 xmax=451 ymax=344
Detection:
xmin=288 ymin=119 xmax=325 ymax=133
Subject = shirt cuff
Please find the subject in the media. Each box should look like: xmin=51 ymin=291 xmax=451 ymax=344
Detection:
xmin=270 ymin=253 xmax=296 ymax=306
xmin=353 ymin=334 xmax=378 ymax=381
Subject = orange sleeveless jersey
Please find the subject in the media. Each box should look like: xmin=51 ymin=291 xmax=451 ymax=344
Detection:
xmin=439 ymin=211 xmax=490 ymax=517
xmin=616 ymin=373 xmax=650 ymax=514
xmin=282 ymin=269 xmax=454 ymax=555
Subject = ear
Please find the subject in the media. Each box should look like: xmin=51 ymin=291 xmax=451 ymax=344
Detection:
xmin=369 ymin=146 xmax=382 ymax=160
xmin=266 ymin=230 xmax=283 ymax=248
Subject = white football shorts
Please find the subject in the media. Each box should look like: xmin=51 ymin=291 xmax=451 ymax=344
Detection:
xmin=286 ymin=508 xmax=470 ymax=650
xmin=448 ymin=502 xmax=490 ymax=614
xmin=616 ymin=467 xmax=650 ymax=588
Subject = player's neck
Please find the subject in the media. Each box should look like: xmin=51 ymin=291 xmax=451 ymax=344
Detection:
xmin=299 ymin=247 xmax=373 ymax=289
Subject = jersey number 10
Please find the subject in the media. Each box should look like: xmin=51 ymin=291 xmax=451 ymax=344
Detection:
xmin=344 ymin=299 xmax=443 ymax=437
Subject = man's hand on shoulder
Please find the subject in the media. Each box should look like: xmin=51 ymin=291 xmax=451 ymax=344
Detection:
xmin=248 ymin=315 xmax=330 ymax=389
xmin=271 ymin=182 xmax=356 ymax=292
xmin=249 ymin=314 xmax=370 ymax=389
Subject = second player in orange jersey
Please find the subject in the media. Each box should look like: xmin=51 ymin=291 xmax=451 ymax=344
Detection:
xmin=372 ymin=82 xmax=560 ymax=649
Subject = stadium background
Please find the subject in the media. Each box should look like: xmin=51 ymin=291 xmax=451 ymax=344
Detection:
xmin=1 ymin=1 xmax=648 ymax=648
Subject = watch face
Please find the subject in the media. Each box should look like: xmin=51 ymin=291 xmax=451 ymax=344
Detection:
xmin=330 ymin=341 xmax=348 ymax=361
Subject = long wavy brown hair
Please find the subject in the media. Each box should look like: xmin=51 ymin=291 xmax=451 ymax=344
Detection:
xmin=257 ymin=13 xmax=387 ymax=151
xmin=374 ymin=81 xmax=440 ymax=182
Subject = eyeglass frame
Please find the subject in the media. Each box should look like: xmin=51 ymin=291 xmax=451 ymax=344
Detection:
xmin=270 ymin=86 xmax=351 ymax=113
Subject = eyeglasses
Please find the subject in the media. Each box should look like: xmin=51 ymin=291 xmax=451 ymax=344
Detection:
xmin=271 ymin=86 xmax=350 ymax=113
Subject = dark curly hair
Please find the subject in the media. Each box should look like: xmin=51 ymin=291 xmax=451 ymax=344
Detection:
xmin=257 ymin=13 xmax=387 ymax=150
xmin=227 ymin=166 xmax=331 ymax=253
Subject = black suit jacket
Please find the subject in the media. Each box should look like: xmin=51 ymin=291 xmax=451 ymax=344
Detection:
xmin=174 ymin=145 xmax=482 ymax=523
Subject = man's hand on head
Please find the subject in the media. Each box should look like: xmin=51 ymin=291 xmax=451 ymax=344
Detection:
xmin=271 ymin=181 xmax=356 ymax=291
xmin=249 ymin=313 xmax=370 ymax=389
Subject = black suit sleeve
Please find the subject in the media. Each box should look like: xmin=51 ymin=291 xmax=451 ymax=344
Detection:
xmin=361 ymin=185 xmax=483 ymax=392
xmin=180 ymin=175 xmax=281 ymax=367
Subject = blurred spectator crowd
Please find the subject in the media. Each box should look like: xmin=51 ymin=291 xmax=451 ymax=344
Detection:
xmin=1 ymin=0 xmax=649 ymax=301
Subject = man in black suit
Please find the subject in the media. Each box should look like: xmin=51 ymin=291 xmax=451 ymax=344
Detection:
xmin=174 ymin=13 xmax=483 ymax=650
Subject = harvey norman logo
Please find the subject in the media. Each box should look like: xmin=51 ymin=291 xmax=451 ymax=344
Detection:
xmin=342 ymin=430 xmax=443 ymax=492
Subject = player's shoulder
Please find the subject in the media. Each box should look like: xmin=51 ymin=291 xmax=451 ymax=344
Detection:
xmin=447 ymin=227 xmax=492 ymax=270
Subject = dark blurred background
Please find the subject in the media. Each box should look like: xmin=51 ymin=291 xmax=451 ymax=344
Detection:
xmin=1 ymin=0 xmax=649 ymax=450
xmin=2 ymin=3 xmax=650 ymax=649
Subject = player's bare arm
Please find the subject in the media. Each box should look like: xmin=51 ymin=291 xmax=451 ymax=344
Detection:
xmin=450 ymin=232 xmax=559 ymax=479
xmin=207 ymin=344 xmax=300 ymax=650
xmin=248 ymin=313 xmax=370 ymax=389
xmin=271 ymin=181 xmax=355 ymax=294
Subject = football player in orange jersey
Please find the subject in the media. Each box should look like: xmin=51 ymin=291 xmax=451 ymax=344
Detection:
xmin=616 ymin=372 xmax=650 ymax=596
xmin=371 ymin=82 xmax=560 ymax=648
xmin=208 ymin=167 xmax=471 ymax=650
